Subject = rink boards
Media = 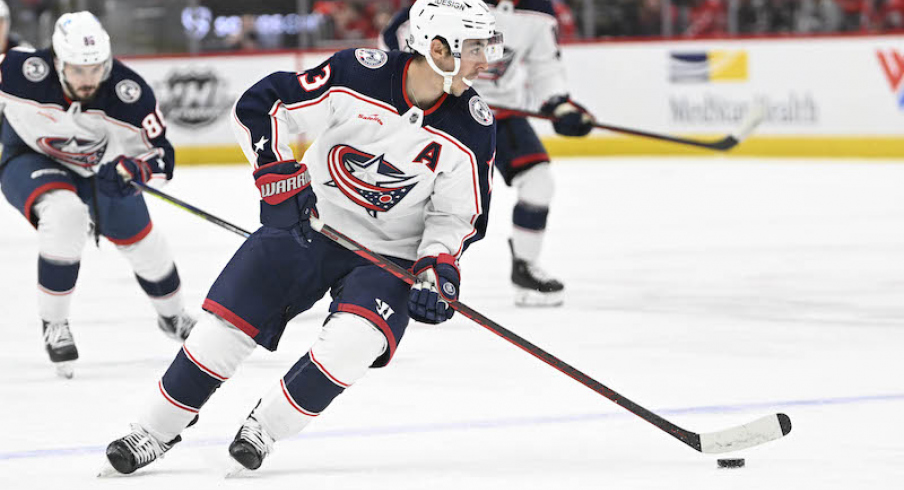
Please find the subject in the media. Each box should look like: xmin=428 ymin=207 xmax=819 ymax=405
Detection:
xmin=123 ymin=34 xmax=904 ymax=163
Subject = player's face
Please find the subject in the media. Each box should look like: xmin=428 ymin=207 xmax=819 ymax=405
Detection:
xmin=62 ymin=62 xmax=105 ymax=101
xmin=448 ymin=40 xmax=491 ymax=96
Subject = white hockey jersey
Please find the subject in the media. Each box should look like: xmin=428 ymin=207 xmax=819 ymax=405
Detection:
xmin=0 ymin=48 xmax=174 ymax=183
xmin=232 ymin=48 xmax=495 ymax=262
xmin=380 ymin=0 xmax=569 ymax=112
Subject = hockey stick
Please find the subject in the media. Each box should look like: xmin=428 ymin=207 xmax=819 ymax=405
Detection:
xmin=131 ymin=181 xmax=253 ymax=238
xmin=490 ymin=104 xmax=765 ymax=152
xmin=132 ymin=181 xmax=792 ymax=454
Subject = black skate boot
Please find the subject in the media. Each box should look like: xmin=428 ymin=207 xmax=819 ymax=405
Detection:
xmin=509 ymin=239 xmax=565 ymax=307
xmin=157 ymin=311 xmax=197 ymax=341
xmin=228 ymin=410 xmax=275 ymax=472
xmin=102 ymin=424 xmax=182 ymax=475
xmin=42 ymin=320 xmax=78 ymax=379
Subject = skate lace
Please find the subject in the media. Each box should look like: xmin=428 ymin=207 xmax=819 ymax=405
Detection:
xmin=121 ymin=425 xmax=167 ymax=466
xmin=43 ymin=322 xmax=73 ymax=348
xmin=239 ymin=416 xmax=274 ymax=457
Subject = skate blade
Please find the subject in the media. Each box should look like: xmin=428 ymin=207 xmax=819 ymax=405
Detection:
xmin=225 ymin=461 xmax=249 ymax=478
xmin=97 ymin=459 xmax=120 ymax=478
xmin=514 ymin=289 xmax=564 ymax=307
xmin=54 ymin=361 xmax=75 ymax=379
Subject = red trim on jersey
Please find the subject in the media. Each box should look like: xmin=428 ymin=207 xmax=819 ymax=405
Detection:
xmin=23 ymin=183 xmax=77 ymax=226
xmin=105 ymin=221 xmax=153 ymax=246
xmin=401 ymin=59 xmax=448 ymax=115
xmin=280 ymin=379 xmax=319 ymax=416
xmin=310 ymin=349 xmax=351 ymax=388
xmin=511 ymin=153 xmax=550 ymax=168
xmin=158 ymin=380 xmax=199 ymax=414
xmin=422 ymin=126 xmax=481 ymax=258
xmin=182 ymin=345 xmax=228 ymax=381
xmin=202 ymin=299 xmax=261 ymax=338
xmin=335 ymin=303 xmax=397 ymax=362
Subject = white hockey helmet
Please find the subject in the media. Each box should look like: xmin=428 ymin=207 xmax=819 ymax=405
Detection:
xmin=0 ymin=1 xmax=10 ymax=20
xmin=52 ymin=12 xmax=112 ymax=82
xmin=407 ymin=0 xmax=503 ymax=93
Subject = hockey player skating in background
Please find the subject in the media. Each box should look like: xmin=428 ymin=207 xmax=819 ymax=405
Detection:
xmin=0 ymin=12 xmax=196 ymax=379
xmin=382 ymin=0 xmax=595 ymax=306
xmin=0 ymin=1 xmax=28 ymax=54
xmin=101 ymin=0 xmax=499 ymax=475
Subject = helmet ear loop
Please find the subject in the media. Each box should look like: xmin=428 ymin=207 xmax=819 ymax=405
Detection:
xmin=425 ymin=52 xmax=461 ymax=95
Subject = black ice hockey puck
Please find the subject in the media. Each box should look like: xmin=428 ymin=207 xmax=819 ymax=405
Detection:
xmin=717 ymin=458 xmax=745 ymax=468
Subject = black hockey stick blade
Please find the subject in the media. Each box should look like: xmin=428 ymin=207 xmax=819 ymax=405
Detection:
xmin=490 ymin=104 xmax=766 ymax=152
xmin=309 ymin=217 xmax=792 ymax=454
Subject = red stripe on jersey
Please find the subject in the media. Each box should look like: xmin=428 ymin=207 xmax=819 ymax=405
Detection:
xmin=24 ymin=183 xmax=77 ymax=226
xmin=202 ymin=299 xmax=260 ymax=337
xmin=106 ymin=221 xmax=153 ymax=246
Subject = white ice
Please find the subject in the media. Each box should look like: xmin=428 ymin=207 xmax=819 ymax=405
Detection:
xmin=1 ymin=157 xmax=903 ymax=489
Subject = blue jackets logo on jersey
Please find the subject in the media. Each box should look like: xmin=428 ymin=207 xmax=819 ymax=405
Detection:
xmin=36 ymin=135 xmax=108 ymax=168
xmin=325 ymin=145 xmax=417 ymax=218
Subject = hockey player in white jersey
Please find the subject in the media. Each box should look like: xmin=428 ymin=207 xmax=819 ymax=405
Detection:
xmin=0 ymin=12 xmax=196 ymax=379
xmin=101 ymin=0 xmax=499 ymax=475
xmin=382 ymin=0 xmax=595 ymax=306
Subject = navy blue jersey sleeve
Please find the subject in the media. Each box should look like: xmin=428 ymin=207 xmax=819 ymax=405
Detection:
xmin=232 ymin=57 xmax=336 ymax=167
xmin=461 ymin=120 xmax=494 ymax=254
xmin=105 ymin=60 xmax=176 ymax=179
xmin=381 ymin=7 xmax=411 ymax=51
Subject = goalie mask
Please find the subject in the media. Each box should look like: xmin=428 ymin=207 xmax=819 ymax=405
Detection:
xmin=407 ymin=0 xmax=504 ymax=94
xmin=51 ymin=12 xmax=112 ymax=99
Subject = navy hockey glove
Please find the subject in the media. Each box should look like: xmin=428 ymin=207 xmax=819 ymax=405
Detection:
xmin=96 ymin=156 xmax=153 ymax=198
xmin=254 ymin=160 xmax=317 ymax=247
xmin=540 ymin=95 xmax=595 ymax=137
xmin=408 ymin=254 xmax=460 ymax=325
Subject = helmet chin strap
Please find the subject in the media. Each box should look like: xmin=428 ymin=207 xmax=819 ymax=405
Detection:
xmin=426 ymin=53 xmax=461 ymax=95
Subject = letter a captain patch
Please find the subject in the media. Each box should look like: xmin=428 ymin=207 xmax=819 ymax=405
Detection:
xmin=414 ymin=142 xmax=442 ymax=172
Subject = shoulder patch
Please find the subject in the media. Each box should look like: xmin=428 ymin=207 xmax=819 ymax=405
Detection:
xmin=115 ymin=79 xmax=142 ymax=103
xmin=355 ymin=49 xmax=388 ymax=69
xmin=469 ymin=96 xmax=493 ymax=126
xmin=23 ymin=57 xmax=50 ymax=82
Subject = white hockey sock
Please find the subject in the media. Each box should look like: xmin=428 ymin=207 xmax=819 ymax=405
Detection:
xmin=37 ymin=286 xmax=75 ymax=323
xmin=137 ymin=387 xmax=199 ymax=443
xmin=117 ymin=228 xmax=185 ymax=318
xmin=34 ymin=190 xmax=89 ymax=322
xmin=255 ymin=381 xmax=316 ymax=441
xmin=511 ymin=227 xmax=545 ymax=264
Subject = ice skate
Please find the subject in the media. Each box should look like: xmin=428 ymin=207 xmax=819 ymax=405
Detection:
xmin=157 ymin=311 xmax=197 ymax=341
xmin=509 ymin=240 xmax=565 ymax=307
xmin=100 ymin=424 xmax=182 ymax=476
xmin=42 ymin=320 xmax=78 ymax=379
xmin=227 ymin=410 xmax=275 ymax=474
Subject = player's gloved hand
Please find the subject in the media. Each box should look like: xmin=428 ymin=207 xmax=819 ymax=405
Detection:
xmin=254 ymin=160 xmax=317 ymax=248
xmin=95 ymin=156 xmax=152 ymax=198
xmin=408 ymin=253 xmax=460 ymax=324
xmin=540 ymin=95 xmax=595 ymax=137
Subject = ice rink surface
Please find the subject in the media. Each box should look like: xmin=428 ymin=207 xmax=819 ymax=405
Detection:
xmin=1 ymin=157 xmax=903 ymax=489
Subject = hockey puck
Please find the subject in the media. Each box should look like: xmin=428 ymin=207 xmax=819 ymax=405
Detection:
xmin=717 ymin=458 xmax=745 ymax=469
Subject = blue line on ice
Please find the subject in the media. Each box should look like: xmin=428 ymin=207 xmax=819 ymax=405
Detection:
xmin=2 ymin=392 xmax=902 ymax=461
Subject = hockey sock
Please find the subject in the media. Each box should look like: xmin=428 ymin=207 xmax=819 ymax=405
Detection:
xmin=117 ymin=227 xmax=184 ymax=317
xmin=37 ymin=256 xmax=80 ymax=322
xmin=140 ymin=314 xmax=256 ymax=440
xmin=256 ymin=313 xmax=386 ymax=440
xmin=511 ymin=202 xmax=549 ymax=263
xmin=136 ymin=266 xmax=183 ymax=318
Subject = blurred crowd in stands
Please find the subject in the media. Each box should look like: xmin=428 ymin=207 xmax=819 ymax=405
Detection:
xmin=310 ymin=0 xmax=904 ymax=43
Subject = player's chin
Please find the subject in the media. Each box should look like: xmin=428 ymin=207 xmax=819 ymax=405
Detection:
xmin=76 ymin=88 xmax=99 ymax=100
